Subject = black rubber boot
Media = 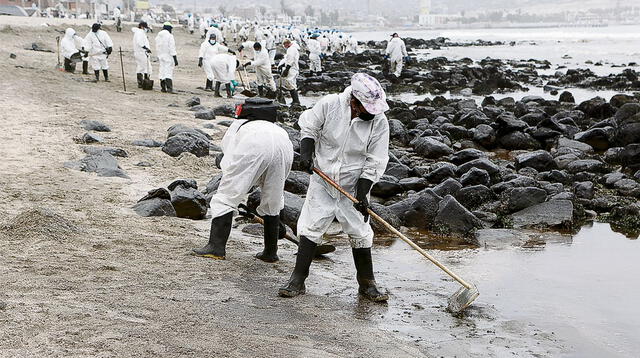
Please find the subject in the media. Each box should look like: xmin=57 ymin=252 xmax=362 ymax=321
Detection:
xmin=289 ymin=89 xmax=301 ymax=105
xmin=255 ymin=215 xmax=279 ymax=262
xmin=63 ymin=58 xmax=75 ymax=72
xmin=352 ymin=248 xmax=389 ymax=302
xmin=214 ymin=82 xmax=222 ymax=97
xmin=192 ymin=212 xmax=234 ymax=259
xmin=205 ymin=79 xmax=213 ymax=91
xmin=160 ymin=79 xmax=167 ymax=92
xmin=225 ymin=83 xmax=232 ymax=98
xmin=166 ymin=78 xmax=174 ymax=93
xmin=278 ymin=236 xmax=317 ymax=297
xmin=137 ymin=73 xmax=143 ymax=88
xmin=82 ymin=61 xmax=88 ymax=74
xmin=94 ymin=70 xmax=100 ymax=81
xmin=102 ymin=69 xmax=109 ymax=82
xmin=257 ymin=85 xmax=264 ymax=97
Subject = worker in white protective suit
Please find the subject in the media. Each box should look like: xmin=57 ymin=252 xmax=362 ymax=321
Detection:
xmin=206 ymin=24 xmax=224 ymax=44
xmin=278 ymin=39 xmax=300 ymax=105
xmin=113 ymin=6 xmax=122 ymax=32
xmin=347 ymin=35 xmax=358 ymax=53
xmin=155 ymin=22 xmax=178 ymax=93
xmin=307 ymin=33 xmax=322 ymax=75
xmin=279 ymin=73 xmax=390 ymax=302
xmin=187 ymin=14 xmax=195 ymax=34
xmin=198 ymin=32 xmax=230 ymax=91
xmin=198 ymin=18 xmax=207 ymax=39
xmin=193 ymin=98 xmax=293 ymax=262
xmin=132 ymin=21 xmax=152 ymax=88
xmin=385 ymin=33 xmax=408 ymax=78
xmin=60 ymin=28 xmax=84 ymax=73
xmin=242 ymin=42 xmax=276 ymax=96
xmin=209 ymin=52 xmax=237 ymax=98
xmin=84 ymin=23 xmax=113 ymax=82
xmin=264 ymin=28 xmax=276 ymax=63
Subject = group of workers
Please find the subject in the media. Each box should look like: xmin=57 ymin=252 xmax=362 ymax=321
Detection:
xmin=194 ymin=72 xmax=391 ymax=302
xmin=60 ymin=17 xmax=409 ymax=103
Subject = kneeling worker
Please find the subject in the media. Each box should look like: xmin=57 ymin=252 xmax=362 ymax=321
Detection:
xmin=193 ymin=98 xmax=293 ymax=262
xmin=279 ymin=73 xmax=390 ymax=301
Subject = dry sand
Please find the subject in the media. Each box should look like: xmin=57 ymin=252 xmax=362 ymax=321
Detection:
xmin=0 ymin=18 xmax=566 ymax=357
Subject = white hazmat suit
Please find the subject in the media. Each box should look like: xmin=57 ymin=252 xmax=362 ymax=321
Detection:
xmin=281 ymin=42 xmax=299 ymax=90
xmin=208 ymin=53 xmax=237 ymax=84
xmin=61 ymin=28 xmax=80 ymax=60
xmin=209 ymin=120 xmax=294 ymax=218
xmin=307 ymin=38 xmax=322 ymax=73
xmin=200 ymin=41 xmax=228 ymax=81
xmin=132 ymin=27 xmax=151 ymax=75
xmin=155 ymin=29 xmax=176 ymax=80
xmin=385 ymin=37 xmax=407 ymax=77
xmin=247 ymin=47 xmax=276 ymax=91
xmin=296 ymin=87 xmax=390 ymax=248
xmin=84 ymin=29 xmax=113 ymax=70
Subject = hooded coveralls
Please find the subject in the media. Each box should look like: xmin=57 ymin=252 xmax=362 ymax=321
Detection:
xmin=132 ymin=27 xmax=151 ymax=75
xmin=208 ymin=53 xmax=237 ymax=85
xmin=281 ymin=42 xmax=299 ymax=91
xmin=209 ymin=120 xmax=294 ymax=218
xmin=307 ymin=38 xmax=322 ymax=73
xmin=385 ymin=37 xmax=408 ymax=77
xmin=248 ymin=47 xmax=276 ymax=91
xmin=199 ymin=41 xmax=228 ymax=81
xmin=296 ymin=87 xmax=390 ymax=248
xmin=61 ymin=28 xmax=79 ymax=60
xmin=155 ymin=29 xmax=176 ymax=80
xmin=84 ymin=29 xmax=113 ymax=70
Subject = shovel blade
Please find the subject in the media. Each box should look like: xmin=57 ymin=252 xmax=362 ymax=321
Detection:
xmin=447 ymin=284 xmax=479 ymax=314
xmin=241 ymin=89 xmax=256 ymax=97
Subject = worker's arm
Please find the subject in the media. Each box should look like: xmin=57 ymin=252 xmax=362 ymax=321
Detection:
xmin=361 ymin=117 xmax=390 ymax=183
xmin=401 ymin=41 xmax=408 ymax=57
xmin=297 ymin=96 xmax=329 ymax=142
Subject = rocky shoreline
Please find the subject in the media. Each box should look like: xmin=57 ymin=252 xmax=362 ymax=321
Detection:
xmin=75 ymin=37 xmax=639 ymax=243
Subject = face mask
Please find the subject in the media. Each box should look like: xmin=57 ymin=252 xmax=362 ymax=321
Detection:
xmin=359 ymin=112 xmax=375 ymax=121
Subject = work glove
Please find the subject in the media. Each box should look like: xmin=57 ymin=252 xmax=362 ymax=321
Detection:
xmin=353 ymin=178 xmax=373 ymax=222
xmin=282 ymin=65 xmax=291 ymax=77
xmin=228 ymin=49 xmax=236 ymax=55
xmin=173 ymin=55 xmax=178 ymax=66
xmin=299 ymin=137 xmax=315 ymax=174
xmin=105 ymin=47 xmax=113 ymax=55
xmin=243 ymin=62 xmax=251 ymax=68
xmin=198 ymin=57 xmax=203 ymax=67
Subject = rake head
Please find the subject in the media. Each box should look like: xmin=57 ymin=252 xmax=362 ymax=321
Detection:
xmin=447 ymin=284 xmax=479 ymax=314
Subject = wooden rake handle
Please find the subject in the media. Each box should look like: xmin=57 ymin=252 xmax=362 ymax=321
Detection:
xmin=312 ymin=167 xmax=472 ymax=289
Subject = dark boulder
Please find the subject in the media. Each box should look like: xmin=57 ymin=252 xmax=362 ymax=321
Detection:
xmin=385 ymin=162 xmax=411 ymax=180
xmin=195 ymin=109 xmax=216 ymax=120
xmin=213 ymin=104 xmax=235 ymax=117
xmin=186 ymin=96 xmax=201 ymax=107
xmin=433 ymin=195 xmax=483 ymax=236
xmin=574 ymin=127 xmax=615 ymax=151
xmin=248 ymin=190 xmax=305 ymax=233
xmin=82 ymin=146 xmax=128 ymax=158
xmin=133 ymin=188 xmax=177 ymax=217
xmin=411 ymin=136 xmax=454 ymax=159
xmin=65 ymin=152 xmax=129 ymax=179
xmin=454 ymin=185 xmax=495 ymax=210
xmin=372 ymin=175 xmax=404 ymax=198
xmin=498 ymin=131 xmax=541 ymax=150
xmin=432 ymin=177 xmax=462 ymax=197
xmin=388 ymin=189 xmax=442 ymax=228
xmin=449 ymin=148 xmax=486 ymax=165
xmin=511 ymin=200 xmax=574 ymax=229
xmin=472 ymin=124 xmax=497 ymax=148
xmin=167 ymin=179 xmax=208 ymax=220
xmin=566 ymin=159 xmax=608 ymax=174
xmin=80 ymin=132 xmax=104 ymax=144
xmin=132 ymin=139 xmax=164 ymax=147
xmin=573 ymin=181 xmax=595 ymax=199
xmin=80 ymin=120 xmax=111 ymax=132
xmin=515 ymin=150 xmax=557 ymax=172
xmin=457 ymin=158 xmax=500 ymax=177
xmin=425 ymin=162 xmax=457 ymax=183
xmin=460 ymin=167 xmax=490 ymax=187
xmin=502 ymin=187 xmax=547 ymax=212
xmin=399 ymin=177 xmax=429 ymax=191
xmin=285 ymin=171 xmax=310 ymax=195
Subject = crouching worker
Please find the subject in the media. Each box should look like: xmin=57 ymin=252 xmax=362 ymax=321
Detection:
xmin=193 ymin=98 xmax=293 ymax=262
xmin=60 ymin=28 xmax=85 ymax=73
xmin=279 ymin=73 xmax=390 ymax=302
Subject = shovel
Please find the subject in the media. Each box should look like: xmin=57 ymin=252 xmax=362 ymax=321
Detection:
xmin=275 ymin=75 xmax=286 ymax=104
xmin=238 ymin=204 xmax=336 ymax=257
xmin=313 ymin=168 xmax=479 ymax=313
xmin=237 ymin=67 xmax=256 ymax=97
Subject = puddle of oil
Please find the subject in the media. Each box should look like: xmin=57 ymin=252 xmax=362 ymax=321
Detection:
xmin=371 ymin=222 xmax=639 ymax=357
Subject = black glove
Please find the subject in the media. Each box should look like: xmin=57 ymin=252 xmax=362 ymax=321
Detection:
xmin=215 ymin=153 xmax=224 ymax=169
xmin=243 ymin=62 xmax=251 ymax=68
xmin=198 ymin=57 xmax=203 ymax=67
xmin=299 ymin=137 xmax=315 ymax=174
xmin=143 ymin=46 xmax=151 ymax=54
xmin=105 ymin=47 xmax=113 ymax=55
xmin=173 ymin=55 xmax=178 ymax=66
xmin=353 ymin=178 xmax=373 ymax=222
xmin=282 ymin=65 xmax=291 ymax=77
xmin=228 ymin=49 xmax=236 ymax=55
